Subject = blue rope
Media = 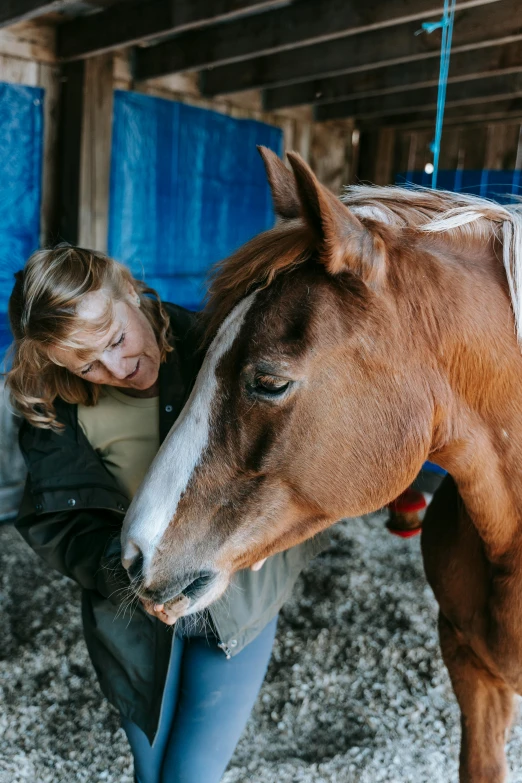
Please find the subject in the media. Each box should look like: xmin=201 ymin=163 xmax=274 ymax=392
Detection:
xmin=420 ymin=0 xmax=457 ymax=188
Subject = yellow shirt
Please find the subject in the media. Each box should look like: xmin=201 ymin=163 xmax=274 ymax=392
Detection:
xmin=78 ymin=386 xmax=160 ymax=499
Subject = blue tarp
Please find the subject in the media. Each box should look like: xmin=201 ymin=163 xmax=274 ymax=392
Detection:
xmin=0 ymin=83 xmax=43 ymax=360
xmin=108 ymin=90 xmax=283 ymax=310
xmin=397 ymin=169 xmax=522 ymax=204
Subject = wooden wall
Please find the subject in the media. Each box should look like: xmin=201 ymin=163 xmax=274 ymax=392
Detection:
xmin=358 ymin=123 xmax=522 ymax=185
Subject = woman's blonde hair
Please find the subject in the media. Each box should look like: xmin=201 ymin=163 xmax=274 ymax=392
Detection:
xmin=6 ymin=245 xmax=172 ymax=431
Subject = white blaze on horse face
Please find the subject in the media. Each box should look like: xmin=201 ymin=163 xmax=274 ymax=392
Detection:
xmin=121 ymin=293 xmax=257 ymax=571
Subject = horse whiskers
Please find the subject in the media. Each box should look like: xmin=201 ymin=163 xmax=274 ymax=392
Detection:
xmin=115 ymin=592 xmax=141 ymax=625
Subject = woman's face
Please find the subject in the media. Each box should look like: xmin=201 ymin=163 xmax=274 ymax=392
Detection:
xmin=51 ymin=286 xmax=161 ymax=392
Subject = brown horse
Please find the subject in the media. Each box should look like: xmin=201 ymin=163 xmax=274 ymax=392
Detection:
xmin=122 ymin=147 xmax=522 ymax=782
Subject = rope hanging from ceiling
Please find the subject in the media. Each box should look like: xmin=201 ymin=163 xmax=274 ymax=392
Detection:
xmin=418 ymin=0 xmax=457 ymax=188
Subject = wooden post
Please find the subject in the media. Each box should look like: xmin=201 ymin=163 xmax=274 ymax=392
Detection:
xmin=310 ymin=119 xmax=353 ymax=194
xmin=56 ymin=59 xmax=84 ymax=244
xmin=356 ymin=129 xmax=379 ymax=183
xmin=78 ymin=53 xmax=114 ymax=252
xmin=374 ymin=128 xmax=395 ymax=186
xmin=39 ymin=61 xmax=60 ymax=246
xmin=55 ymin=54 xmax=114 ymax=250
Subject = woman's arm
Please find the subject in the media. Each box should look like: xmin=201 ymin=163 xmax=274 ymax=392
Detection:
xmin=16 ymin=480 xmax=128 ymax=603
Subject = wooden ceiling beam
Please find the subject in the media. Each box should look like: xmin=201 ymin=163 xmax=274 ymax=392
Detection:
xmin=134 ymin=0 xmax=499 ymax=81
xmin=201 ymin=0 xmax=521 ymax=95
xmin=315 ymin=71 xmax=522 ymax=121
xmin=263 ymin=40 xmax=522 ymax=110
xmin=357 ymin=98 xmax=522 ymax=129
xmin=0 ymin=0 xmax=75 ymax=28
xmin=57 ymin=0 xmax=284 ymax=61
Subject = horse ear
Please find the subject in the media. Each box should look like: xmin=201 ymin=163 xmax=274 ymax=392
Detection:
xmin=257 ymin=146 xmax=301 ymax=220
xmin=286 ymin=152 xmax=385 ymax=285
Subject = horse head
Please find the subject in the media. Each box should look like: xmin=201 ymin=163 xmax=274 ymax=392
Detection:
xmin=120 ymin=148 xmax=515 ymax=616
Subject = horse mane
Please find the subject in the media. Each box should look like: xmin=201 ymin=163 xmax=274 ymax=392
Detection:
xmin=204 ymin=219 xmax=315 ymax=341
xmin=204 ymin=185 xmax=522 ymax=343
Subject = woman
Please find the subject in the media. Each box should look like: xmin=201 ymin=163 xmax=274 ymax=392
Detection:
xmin=6 ymin=245 xmax=327 ymax=783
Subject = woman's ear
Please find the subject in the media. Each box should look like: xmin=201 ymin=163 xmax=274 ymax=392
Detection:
xmin=286 ymin=152 xmax=386 ymax=287
xmin=257 ymin=146 xmax=301 ymax=220
xmin=124 ymin=280 xmax=141 ymax=308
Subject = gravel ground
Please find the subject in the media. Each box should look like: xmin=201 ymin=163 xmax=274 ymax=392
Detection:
xmin=2 ymin=512 xmax=522 ymax=783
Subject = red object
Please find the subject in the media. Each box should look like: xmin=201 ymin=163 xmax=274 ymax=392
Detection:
xmin=388 ymin=488 xmax=427 ymax=514
xmin=386 ymin=523 xmax=422 ymax=538
xmin=386 ymin=488 xmax=426 ymax=538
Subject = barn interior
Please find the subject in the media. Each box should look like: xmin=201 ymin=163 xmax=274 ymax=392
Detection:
xmin=1 ymin=2 xmax=522 ymax=781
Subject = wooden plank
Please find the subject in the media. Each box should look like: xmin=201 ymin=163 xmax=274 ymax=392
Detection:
xmin=0 ymin=54 xmax=39 ymax=83
xmin=392 ymin=130 xmax=413 ymax=176
xmin=483 ymin=122 xmax=521 ymax=168
xmin=515 ymin=125 xmax=522 ymax=170
xmin=412 ymin=130 xmax=435 ymax=171
xmin=263 ymin=39 xmax=522 ymax=110
xmin=503 ymin=123 xmax=522 ymax=168
xmin=316 ymin=71 xmax=522 ymax=121
xmin=374 ymin=128 xmax=395 ymax=185
xmin=134 ymin=0 xmax=499 ymax=81
xmin=56 ymin=59 xmax=84 ymax=243
xmin=438 ymin=126 xmax=463 ymax=169
xmin=357 ymin=97 xmax=522 ymax=129
xmin=484 ymin=123 xmax=507 ymax=169
xmin=57 ymin=0 xmax=286 ymax=61
xmin=38 ymin=61 xmax=60 ymax=245
xmin=0 ymin=0 xmax=74 ymax=28
xmin=356 ymin=130 xmax=379 ymax=182
xmin=78 ymin=53 xmax=114 ymax=252
xmin=460 ymin=125 xmax=488 ymax=167
xmin=309 ymin=119 xmax=353 ymax=194
xmin=0 ymin=19 xmax=55 ymax=62
xmin=201 ymin=0 xmax=521 ymax=95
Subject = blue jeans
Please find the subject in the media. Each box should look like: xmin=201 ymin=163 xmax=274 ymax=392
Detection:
xmin=122 ymin=616 xmax=278 ymax=783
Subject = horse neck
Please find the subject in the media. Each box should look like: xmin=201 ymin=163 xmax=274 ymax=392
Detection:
xmin=419 ymin=231 xmax=522 ymax=560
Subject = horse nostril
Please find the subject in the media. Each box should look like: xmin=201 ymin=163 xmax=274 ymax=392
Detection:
xmin=183 ymin=571 xmax=215 ymax=599
xmin=126 ymin=550 xmax=144 ymax=583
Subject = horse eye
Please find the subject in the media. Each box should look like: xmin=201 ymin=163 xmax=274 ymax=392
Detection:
xmin=250 ymin=374 xmax=290 ymax=396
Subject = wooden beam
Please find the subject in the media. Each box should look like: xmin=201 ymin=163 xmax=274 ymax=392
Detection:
xmin=0 ymin=0 xmax=75 ymax=28
xmin=78 ymin=54 xmax=114 ymax=252
xmin=39 ymin=62 xmax=60 ymax=246
xmin=0 ymin=19 xmax=56 ymax=62
xmin=134 ymin=0 xmax=499 ymax=81
xmin=57 ymin=0 xmax=286 ymax=61
xmin=56 ymin=60 xmax=84 ymax=244
xmin=357 ymin=97 xmax=522 ymax=129
xmin=316 ymin=71 xmax=522 ymax=121
xmin=201 ymin=0 xmax=522 ymax=95
xmin=263 ymin=39 xmax=522 ymax=110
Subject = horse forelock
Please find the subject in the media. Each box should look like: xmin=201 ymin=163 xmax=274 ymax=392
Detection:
xmin=204 ymin=184 xmax=522 ymax=346
xmin=203 ymin=220 xmax=315 ymax=343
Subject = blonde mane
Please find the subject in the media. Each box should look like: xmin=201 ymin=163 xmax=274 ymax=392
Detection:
xmin=344 ymin=185 xmax=522 ymax=343
xmin=205 ymin=186 xmax=522 ymax=344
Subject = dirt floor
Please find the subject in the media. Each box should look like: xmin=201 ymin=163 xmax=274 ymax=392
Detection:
xmin=1 ymin=511 xmax=522 ymax=783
